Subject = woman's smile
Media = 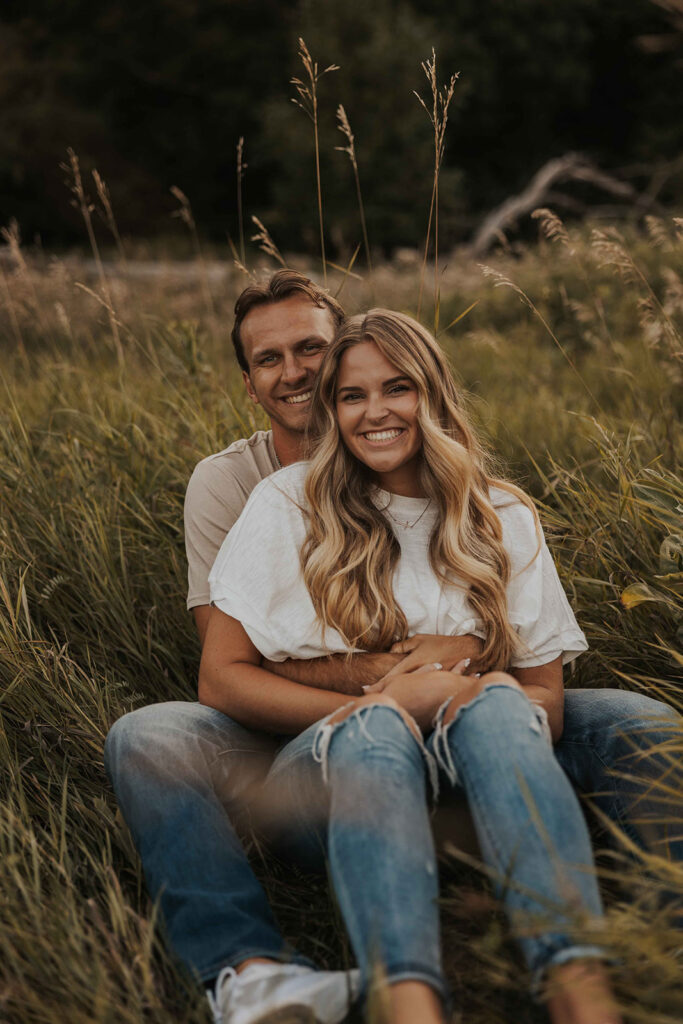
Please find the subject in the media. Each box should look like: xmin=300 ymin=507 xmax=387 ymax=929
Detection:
xmin=360 ymin=427 xmax=406 ymax=445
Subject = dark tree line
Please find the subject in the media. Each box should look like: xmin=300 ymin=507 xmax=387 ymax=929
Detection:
xmin=0 ymin=0 xmax=681 ymax=252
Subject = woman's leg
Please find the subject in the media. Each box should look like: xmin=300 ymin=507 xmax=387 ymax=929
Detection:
xmin=427 ymin=677 xmax=620 ymax=1024
xmin=264 ymin=700 xmax=447 ymax=1023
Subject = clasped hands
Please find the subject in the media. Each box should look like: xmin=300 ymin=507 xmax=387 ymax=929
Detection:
xmin=332 ymin=633 xmax=485 ymax=735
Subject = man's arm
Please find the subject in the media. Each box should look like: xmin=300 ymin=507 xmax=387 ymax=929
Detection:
xmin=263 ymin=652 xmax=400 ymax=695
xmin=264 ymin=634 xmax=484 ymax=694
xmin=193 ymin=605 xmax=211 ymax=647
xmin=195 ymin=606 xmax=399 ymax=691
xmin=199 ymin=606 xmax=355 ymax=734
xmin=510 ymin=657 xmax=564 ymax=742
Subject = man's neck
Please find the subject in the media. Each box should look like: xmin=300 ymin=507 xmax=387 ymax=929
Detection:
xmin=271 ymin=424 xmax=306 ymax=467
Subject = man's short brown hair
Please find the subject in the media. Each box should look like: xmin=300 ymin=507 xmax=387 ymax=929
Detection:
xmin=231 ymin=269 xmax=345 ymax=373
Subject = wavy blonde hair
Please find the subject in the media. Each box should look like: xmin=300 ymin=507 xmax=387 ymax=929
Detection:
xmin=301 ymin=309 xmax=539 ymax=671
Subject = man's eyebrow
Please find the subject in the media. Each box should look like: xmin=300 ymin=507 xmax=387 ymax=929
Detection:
xmin=252 ymin=336 xmax=329 ymax=360
xmin=337 ymin=375 xmax=411 ymax=393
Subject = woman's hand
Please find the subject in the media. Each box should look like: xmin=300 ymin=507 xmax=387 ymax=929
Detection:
xmin=371 ymin=664 xmax=477 ymax=733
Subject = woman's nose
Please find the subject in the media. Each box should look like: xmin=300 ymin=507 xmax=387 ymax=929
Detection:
xmin=365 ymin=393 xmax=389 ymax=421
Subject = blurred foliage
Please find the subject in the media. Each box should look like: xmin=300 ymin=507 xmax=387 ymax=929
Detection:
xmin=0 ymin=0 xmax=682 ymax=250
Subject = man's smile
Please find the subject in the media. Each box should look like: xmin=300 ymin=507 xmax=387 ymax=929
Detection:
xmin=282 ymin=390 xmax=313 ymax=405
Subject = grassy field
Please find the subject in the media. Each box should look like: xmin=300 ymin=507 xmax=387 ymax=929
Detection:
xmin=0 ymin=214 xmax=682 ymax=1023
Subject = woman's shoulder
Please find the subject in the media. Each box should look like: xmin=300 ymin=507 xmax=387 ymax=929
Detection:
xmin=489 ymin=483 xmax=536 ymax=520
xmin=244 ymin=460 xmax=309 ymax=512
xmin=488 ymin=484 xmax=541 ymax=554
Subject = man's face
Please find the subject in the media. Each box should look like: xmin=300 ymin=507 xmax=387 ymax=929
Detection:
xmin=241 ymin=297 xmax=337 ymax=437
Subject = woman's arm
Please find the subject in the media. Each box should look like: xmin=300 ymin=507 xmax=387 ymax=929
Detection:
xmin=198 ymin=606 xmax=355 ymax=734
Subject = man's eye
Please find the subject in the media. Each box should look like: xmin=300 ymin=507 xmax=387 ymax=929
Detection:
xmin=259 ymin=355 xmax=277 ymax=365
xmin=303 ymin=343 xmax=322 ymax=353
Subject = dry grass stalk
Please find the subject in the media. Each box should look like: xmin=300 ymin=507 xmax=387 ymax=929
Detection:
xmin=592 ymin=227 xmax=681 ymax=354
xmin=0 ymin=261 xmax=28 ymax=369
xmin=250 ymin=215 xmax=286 ymax=267
xmin=236 ymin=136 xmax=247 ymax=265
xmin=336 ymin=104 xmax=373 ymax=277
xmin=62 ymin=149 xmax=124 ymax=368
xmin=531 ymin=207 xmax=573 ymax=253
xmin=93 ymin=170 xmax=128 ymax=270
xmin=1 ymin=219 xmax=56 ymax=348
xmin=291 ymin=37 xmax=339 ymax=286
xmin=414 ymin=49 xmax=459 ymax=329
xmin=170 ymin=185 xmax=216 ymax=320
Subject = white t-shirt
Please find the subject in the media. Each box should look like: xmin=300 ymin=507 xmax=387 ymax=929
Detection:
xmin=208 ymin=462 xmax=588 ymax=668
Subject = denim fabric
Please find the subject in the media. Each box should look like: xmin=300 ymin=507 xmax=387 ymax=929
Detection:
xmin=104 ymin=687 xmax=682 ymax=991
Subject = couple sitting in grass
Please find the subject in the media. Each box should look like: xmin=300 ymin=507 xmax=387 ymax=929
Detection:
xmin=105 ymin=270 xmax=682 ymax=1024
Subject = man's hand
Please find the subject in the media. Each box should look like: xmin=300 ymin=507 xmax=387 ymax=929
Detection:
xmin=383 ymin=633 xmax=483 ymax=678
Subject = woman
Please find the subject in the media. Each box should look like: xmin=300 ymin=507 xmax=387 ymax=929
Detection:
xmin=200 ymin=310 xmax=622 ymax=1024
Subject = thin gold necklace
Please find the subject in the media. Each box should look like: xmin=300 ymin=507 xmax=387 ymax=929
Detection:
xmin=383 ymin=498 xmax=432 ymax=530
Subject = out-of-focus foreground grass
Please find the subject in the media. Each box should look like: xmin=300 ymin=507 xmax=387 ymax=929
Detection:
xmin=0 ymin=216 xmax=682 ymax=1023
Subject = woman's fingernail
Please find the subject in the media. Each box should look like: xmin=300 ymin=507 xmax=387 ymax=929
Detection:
xmin=362 ymin=685 xmax=370 ymax=693
xmin=474 ymin=673 xmax=481 ymax=678
xmin=433 ymin=662 xmax=443 ymax=671
xmin=464 ymin=658 xmax=471 ymax=668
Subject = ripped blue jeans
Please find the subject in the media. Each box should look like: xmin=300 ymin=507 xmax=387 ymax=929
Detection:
xmin=104 ymin=687 xmax=683 ymax=998
xmin=263 ymin=684 xmax=606 ymax=1002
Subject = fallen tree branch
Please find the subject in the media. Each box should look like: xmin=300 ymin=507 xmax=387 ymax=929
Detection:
xmin=469 ymin=153 xmax=646 ymax=256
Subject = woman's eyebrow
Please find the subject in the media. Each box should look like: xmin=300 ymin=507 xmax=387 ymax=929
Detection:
xmin=337 ymin=375 xmax=411 ymax=394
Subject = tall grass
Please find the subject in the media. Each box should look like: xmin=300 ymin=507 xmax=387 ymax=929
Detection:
xmin=1 ymin=213 xmax=682 ymax=1022
xmin=0 ymin=33 xmax=682 ymax=1021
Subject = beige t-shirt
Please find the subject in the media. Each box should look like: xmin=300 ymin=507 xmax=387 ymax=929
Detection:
xmin=184 ymin=430 xmax=279 ymax=610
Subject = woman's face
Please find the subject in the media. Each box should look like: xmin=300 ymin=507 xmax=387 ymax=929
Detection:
xmin=335 ymin=341 xmax=424 ymax=496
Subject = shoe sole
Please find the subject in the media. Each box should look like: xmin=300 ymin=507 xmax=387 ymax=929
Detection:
xmin=251 ymin=1007 xmax=319 ymax=1024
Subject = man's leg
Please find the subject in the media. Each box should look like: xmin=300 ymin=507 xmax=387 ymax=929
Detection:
xmin=104 ymin=701 xmax=313 ymax=983
xmin=555 ymin=688 xmax=683 ymax=862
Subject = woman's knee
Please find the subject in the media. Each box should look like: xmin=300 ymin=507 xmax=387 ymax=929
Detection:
xmin=442 ymin=672 xmax=523 ymax=725
xmin=327 ymin=694 xmax=422 ymax=743
xmin=321 ymin=699 xmax=425 ymax=776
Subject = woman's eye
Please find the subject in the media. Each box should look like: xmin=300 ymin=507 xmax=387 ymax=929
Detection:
xmin=340 ymin=392 xmax=363 ymax=402
xmin=389 ymin=384 xmax=409 ymax=394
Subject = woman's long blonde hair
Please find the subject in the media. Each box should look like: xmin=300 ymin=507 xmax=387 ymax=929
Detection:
xmin=301 ymin=309 xmax=538 ymax=671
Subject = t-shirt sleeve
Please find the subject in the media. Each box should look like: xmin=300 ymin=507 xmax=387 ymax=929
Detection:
xmin=184 ymin=459 xmax=244 ymax=610
xmin=208 ymin=476 xmax=310 ymax=661
xmin=502 ymin=502 xmax=588 ymax=669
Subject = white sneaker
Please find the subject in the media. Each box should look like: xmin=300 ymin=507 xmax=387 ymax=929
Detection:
xmin=207 ymin=962 xmax=360 ymax=1024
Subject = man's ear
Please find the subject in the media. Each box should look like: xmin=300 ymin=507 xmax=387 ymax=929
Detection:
xmin=243 ymin=369 xmax=259 ymax=405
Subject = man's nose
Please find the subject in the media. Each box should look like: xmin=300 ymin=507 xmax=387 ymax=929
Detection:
xmin=281 ymin=353 xmax=307 ymax=385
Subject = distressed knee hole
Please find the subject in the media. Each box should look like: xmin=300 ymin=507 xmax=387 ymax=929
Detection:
xmin=442 ymin=675 xmax=523 ymax=726
xmin=312 ymin=700 xmax=438 ymax=799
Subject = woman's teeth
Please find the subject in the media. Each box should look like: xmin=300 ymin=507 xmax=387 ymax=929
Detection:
xmin=284 ymin=391 xmax=312 ymax=404
xmin=364 ymin=429 xmax=403 ymax=441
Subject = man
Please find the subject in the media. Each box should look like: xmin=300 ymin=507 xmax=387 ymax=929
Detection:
xmin=105 ymin=269 xmax=681 ymax=1024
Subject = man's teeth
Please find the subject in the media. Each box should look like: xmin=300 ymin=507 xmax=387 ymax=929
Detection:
xmin=284 ymin=391 xmax=312 ymax=404
xmin=364 ymin=429 xmax=402 ymax=441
